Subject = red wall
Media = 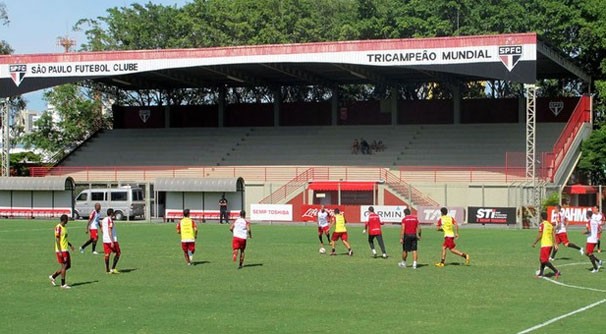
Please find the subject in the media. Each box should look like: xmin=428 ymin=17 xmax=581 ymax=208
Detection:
xmin=280 ymin=102 xmax=331 ymax=126
xmin=398 ymin=99 xmax=453 ymax=124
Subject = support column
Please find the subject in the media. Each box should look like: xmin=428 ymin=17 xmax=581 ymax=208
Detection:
xmin=2 ymin=98 xmax=10 ymax=177
xmin=390 ymin=87 xmax=398 ymax=125
xmin=163 ymin=105 xmax=170 ymax=128
xmin=331 ymin=86 xmax=339 ymax=126
xmin=525 ymin=84 xmax=539 ymax=226
xmin=452 ymin=82 xmax=461 ymax=124
xmin=145 ymin=182 xmax=151 ymax=221
xmin=218 ymin=86 xmax=226 ymax=128
xmin=273 ymin=86 xmax=281 ymax=127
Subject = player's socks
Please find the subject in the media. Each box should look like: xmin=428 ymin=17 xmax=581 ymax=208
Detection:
xmin=545 ymin=262 xmax=558 ymax=273
xmin=112 ymin=256 xmax=120 ymax=269
xmin=104 ymin=258 xmax=110 ymax=273
xmin=49 ymin=275 xmax=56 ymax=286
xmin=61 ymin=278 xmax=65 ymax=286
xmin=413 ymin=261 xmax=417 ymax=269
xmin=551 ymin=249 xmax=558 ymax=259
xmin=537 ymin=263 xmax=546 ymax=276
xmin=568 ymin=243 xmax=581 ymax=250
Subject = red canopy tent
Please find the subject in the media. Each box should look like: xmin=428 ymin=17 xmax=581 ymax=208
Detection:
xmin=566 ymin=184 xmax=597 ymax=194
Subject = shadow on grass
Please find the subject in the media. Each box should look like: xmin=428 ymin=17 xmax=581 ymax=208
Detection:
xmin=71 ymin=280 xmax=99 ymax=287
xmin=242 ymin=263 xmax=263 ymax=268
xmin=118 ymin=268 xmax=137 ymax=273
xmin=192 ymin=261 xmax=210 ymax=266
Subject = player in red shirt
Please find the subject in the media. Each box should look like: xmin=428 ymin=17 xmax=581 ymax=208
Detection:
xmin=363 ymin=206 xmax=387 ymax=258
xmin=399 ymin=208 xmax=421 ymax=269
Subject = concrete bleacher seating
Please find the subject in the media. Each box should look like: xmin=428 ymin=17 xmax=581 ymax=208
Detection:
xmin=58 ymin=123 xmax=564 ymax=168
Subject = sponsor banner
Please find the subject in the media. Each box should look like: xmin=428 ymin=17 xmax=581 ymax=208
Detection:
xmin=417 ymin=206 xmax=466 ymax=225
xmin=547 ymin=206 xmax=595 ymax=225
xmin=250 ymin=204 xmax=293 ymax=221
xmin=468 ymin=207 xmax=516 ymax=224
xmin=359 ymin=205 xmax=407 ymax=223
xmin=165 ymin=209 xmax=239 ymax=221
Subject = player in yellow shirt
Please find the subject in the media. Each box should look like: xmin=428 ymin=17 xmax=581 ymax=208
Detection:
xmin=329 ymin=208 xmax=353 ymax=256
xmin=435 ymin=207 xmax=470 ymax=267
xmin=177 ymin=209 xmax=198 ymax=266
xmin=49 ymin=214 xmax=74 ymax=289
xmin=532 ymin=212 xmax=561 ymax=278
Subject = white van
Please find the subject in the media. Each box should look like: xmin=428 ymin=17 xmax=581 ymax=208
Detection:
xmin=74 ymin=186 xmax=145 ymax=220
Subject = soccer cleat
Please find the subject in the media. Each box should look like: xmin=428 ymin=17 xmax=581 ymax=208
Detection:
xmin=554 ymin=272 xmax=561 ymax=280
xmin=398 ymin=261 xmax=406 ymax=268
xmin=330 ymin=251 xmax=336 ymax=256
xmin=465 ymin=254 xmax=471 ymax=265
xmin=549 ymin=257 xmax=554 ymax=261
xmin=535 ymin=274 xmax=544 ymax=278
xmin=599 ymin=260 xmax=603 ymax=268
xmin=382 ymin=254 xmax=388 ymax=259
xmin=111 ymin=269 xmax=120 ymax=274
xmin=60 ymin=284 xmax=71 ymax=289
xmin=187 ymin=262 xmax=192 ymax=266
xmin=591 ymin=268 xmax=599 ymax=273
xmin=93 ymin=251 xmax=99 ymax=255
xmin=412 ymin=264 xmax=417 ymax=269
xmin=435 ymin=262 xmax=445 ymax=268
xmin=348 ymin=250 xmax=354 ymax=256
xmin=79 ymin=247 xmax=84 ymax=254
xmin=373 ymin=253 xmax=377 ymax=258
xmin=580 ymin=247 xmax=584 ymax=255
xmin=49 ymin=275 xmax=56 ymax=286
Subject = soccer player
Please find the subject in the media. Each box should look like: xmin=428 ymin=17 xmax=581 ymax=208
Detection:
xmin=532 ymin=212 xmax=561 ymax=278
xmin=230 ymin=210 xmax=252 ymax=269
xmin=363 ymin=206 xmax=387 ymax=258
xmin=177 ymin=209 xmax=198 ymax=265
xmin=101 ymin=208 xmax=121 ymax=274
xmin=49 ymin=214 xmax=74 ymax=289
xmin=317 ymin=205 xmax=331 ymax=251
xmin=330 ymin=208 xmax=353 ymax=256
xmin=435 ymin=207 xmax=470 ymax=267
xmin=550 ymin=204 xmax=583 ymax=259
xmin=592 ymin=207 xmax=603 ymax=253
xmin=219 ymin=194 xmax=229 ymax=224
xmin=584 ymin=210 xmax=603 ymax=273
xmin=80 ymin=203 xmax=102 ymax=254
xmin=399 ymin=208 xmax=421 ymax=269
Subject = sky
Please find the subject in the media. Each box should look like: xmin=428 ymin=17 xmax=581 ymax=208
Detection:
xmin=1 ymin=0 xmax=190 ymax=112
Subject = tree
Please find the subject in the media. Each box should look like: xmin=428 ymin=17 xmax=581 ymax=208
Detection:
xmin=22 ymin=84 xmax=109 ymax=159
xmin=577 ymin=124 xmax=606 ymax=184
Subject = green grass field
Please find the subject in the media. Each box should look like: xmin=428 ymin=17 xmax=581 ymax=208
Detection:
xmin=1 ymin=220 xmax=605 ymax=333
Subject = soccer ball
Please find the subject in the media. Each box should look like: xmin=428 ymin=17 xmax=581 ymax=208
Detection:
xmin=319 ymin=247 xmax=326 ymax=254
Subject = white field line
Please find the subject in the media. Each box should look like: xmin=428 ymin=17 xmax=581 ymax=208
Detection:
xmin=516 ymin=299 xmax=606 ymax=334
xmin=542 ymin=277 xmax=606 ymax=293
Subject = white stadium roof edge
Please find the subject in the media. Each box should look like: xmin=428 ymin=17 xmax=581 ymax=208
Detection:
xmin=0 ymin=176 xmax=75 ymax=191
xmin=154 ymin=177 xmax=245 ymax=193
xmin=0 ymin=32 xmax=591 ymax=98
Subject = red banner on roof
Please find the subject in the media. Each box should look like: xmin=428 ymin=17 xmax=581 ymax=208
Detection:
xmin=308 ymin=181 xmax=375 ymax=191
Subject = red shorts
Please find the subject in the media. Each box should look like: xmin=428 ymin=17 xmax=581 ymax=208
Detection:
xmin=318 ymin=226 xmax=330 ymax=235
xmin=555 ymin=233 xmax=569 ymax=245
xmin=103 ymin=242 xmax=121 ymax=255
xmin=586 ymin=243 xmax=597 ymax=255
xmin=232 ymin=237 xmax=247 ymax=251
xmin=443 ymin=237 xmax=456 ymax=250
xmin=181 ymin=242 xmax=196 ymax=253
xmin=56 ymin=251 xmax=70 ymax=264
xmin=331 ymin=232 xmax=348 ymax=241
xmin=89 ymin=229 xmax=98 ymax=240
xmin=539 ymin=246 xmax=553 ymax=263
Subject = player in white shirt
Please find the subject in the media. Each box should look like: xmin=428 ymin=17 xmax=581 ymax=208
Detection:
xmin=550 ymin=205 xmax=583 ymax=259
xmin=80 ymin=203 xmax=102 ymax=254
xmin=317 ymin=206 xmax=331 ymax=252
xmin=230 ymin=210 xmax=252 ymax=269
xmin=584 ymin=210 xmax=603 ymax=273
xmin=101 ymin=208 xmax=121 ymax=274
xmin=592 ymin=207 xmax=603 ymax=253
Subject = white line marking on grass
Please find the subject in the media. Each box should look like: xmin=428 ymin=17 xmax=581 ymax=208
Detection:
xmin=516 ymin=298 xmax=606 ymax=334
xmin=542 ymin=277 xmax=606 ymax=293
xmin=556 ymin=262 xmax=586 ymax=268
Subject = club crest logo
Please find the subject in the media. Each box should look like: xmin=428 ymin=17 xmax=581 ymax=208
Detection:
xmin=498 ymin=45 xmax=523 ymax=72
xmin=139 ymin=109 xmax=151 ymax=123
xmin=549 ymin=101 xmax=564 ymax=116
xmin=9 ymin=64 xmax=27 ymax=87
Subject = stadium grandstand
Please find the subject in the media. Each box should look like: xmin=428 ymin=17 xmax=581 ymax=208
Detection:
xmin=0 ymin=32 xmax=592 ymax=223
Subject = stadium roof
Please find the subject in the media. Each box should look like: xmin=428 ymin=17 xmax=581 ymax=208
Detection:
xmin=155 ymin=177 xmax=244 ymax=192
xmin=0 ymin=176 xmax=75 ymax=191
xmin=0 ymin=32 xmax=590 ymax=98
